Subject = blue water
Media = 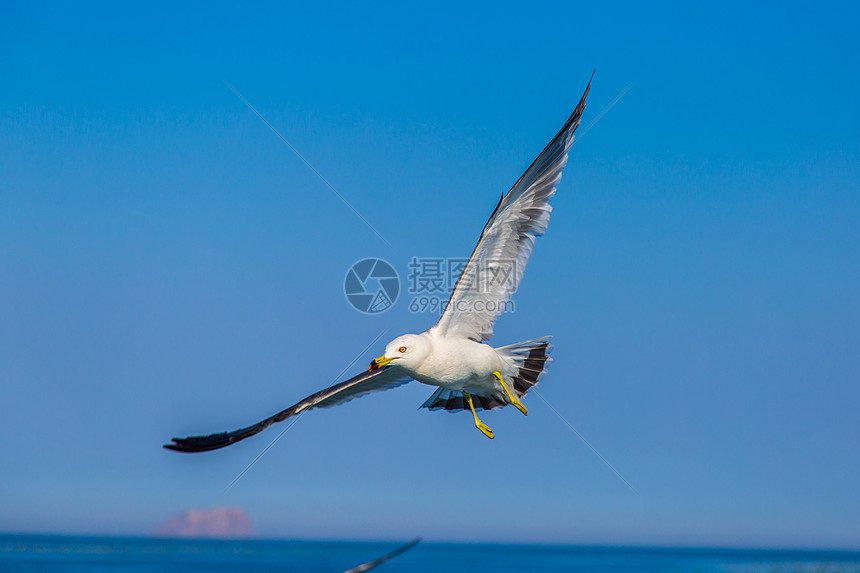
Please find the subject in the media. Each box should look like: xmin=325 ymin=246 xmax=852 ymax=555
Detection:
xmin=2 ymin=535 xmax=859 ymax=573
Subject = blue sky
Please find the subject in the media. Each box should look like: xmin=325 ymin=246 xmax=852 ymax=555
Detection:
xmin=1 ymin=0 xmax=859 ymax=548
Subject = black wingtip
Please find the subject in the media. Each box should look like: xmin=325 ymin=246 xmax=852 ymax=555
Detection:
xmin=163 ymin=439 xmax=193 ymax=453
xmin=163 ymin=440 xmax=191 ymax=453
xmin=583 ymin=70 xmax=594 ymax=98
xmin=162 ymin=432 xmax=238 ymax=453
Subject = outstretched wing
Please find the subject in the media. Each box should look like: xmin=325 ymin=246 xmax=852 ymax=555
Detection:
xmin=430 ymin=75 xmax=592 ymax=342
xmin=164 ymin=366 xmax=411 ymax=453
xmin=342 ymin=538 xmax=421 ymax=573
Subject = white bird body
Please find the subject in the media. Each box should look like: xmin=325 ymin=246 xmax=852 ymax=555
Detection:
xmin=391 ymin=331 xmax=509 ymax=394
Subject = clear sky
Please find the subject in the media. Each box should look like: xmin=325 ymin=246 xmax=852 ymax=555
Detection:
xmin=2 ymin=0 xmax=858 ymax=549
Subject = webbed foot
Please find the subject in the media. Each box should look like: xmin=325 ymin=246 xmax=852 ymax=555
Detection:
xmin=463 ymin=391 xmax=494 ymax=439
xmin=494 ymin=371 xmax=528 ymax=416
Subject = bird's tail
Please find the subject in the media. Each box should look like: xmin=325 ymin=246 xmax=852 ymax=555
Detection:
xmin=420 ymin=387 xmax=507 ymax=412
xmin=497 ymin=336 xmax=553 ymax=398
xmin=418 ymin=337 xmax=553 ymax=412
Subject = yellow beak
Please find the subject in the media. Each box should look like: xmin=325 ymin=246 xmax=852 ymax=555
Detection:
xmin=369 ymin=355 xmax=398 ymax=371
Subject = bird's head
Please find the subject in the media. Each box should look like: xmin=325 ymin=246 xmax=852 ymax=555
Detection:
xmin=369 ymin=334 xmax=430 ymax=373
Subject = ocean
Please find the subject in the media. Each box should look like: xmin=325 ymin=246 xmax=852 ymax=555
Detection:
xmin=1 ymin=535 xmax=859 ymax=573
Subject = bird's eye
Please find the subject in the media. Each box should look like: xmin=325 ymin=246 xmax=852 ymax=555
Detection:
xmin=398 ymin=346 xmax=407 ymax=353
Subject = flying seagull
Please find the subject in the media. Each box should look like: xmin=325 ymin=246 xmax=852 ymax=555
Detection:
xmin=165 ymin=75 xmax=591 ymax=452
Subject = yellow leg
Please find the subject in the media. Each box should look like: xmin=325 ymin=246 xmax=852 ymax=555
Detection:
xmin=463 ymin=391 xmax=494 ymax=439
xmin=494 ymin=371 xmax=528 ymax=416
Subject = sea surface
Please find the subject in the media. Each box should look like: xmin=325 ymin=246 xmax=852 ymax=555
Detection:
xmin=1 ymin=535 xmax=859 ymax=573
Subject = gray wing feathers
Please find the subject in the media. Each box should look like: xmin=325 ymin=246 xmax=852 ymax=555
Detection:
xmin=342 ymin=538 xmax=421 ymax=573
xmin=164 ymin=366 xmax=411 ymax=453
xmin=431 ymin=76 xmax=592 ymax=342
xmin=315 ymin=367 xmax=411 ymax=408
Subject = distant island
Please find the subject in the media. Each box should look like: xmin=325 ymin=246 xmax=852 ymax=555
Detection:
xmin=155 ymin=507 xmax=253 ymax=538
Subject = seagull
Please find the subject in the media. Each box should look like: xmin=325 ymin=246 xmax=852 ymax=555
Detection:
xmin=165 ymin=75 xmax=591 ymax=452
